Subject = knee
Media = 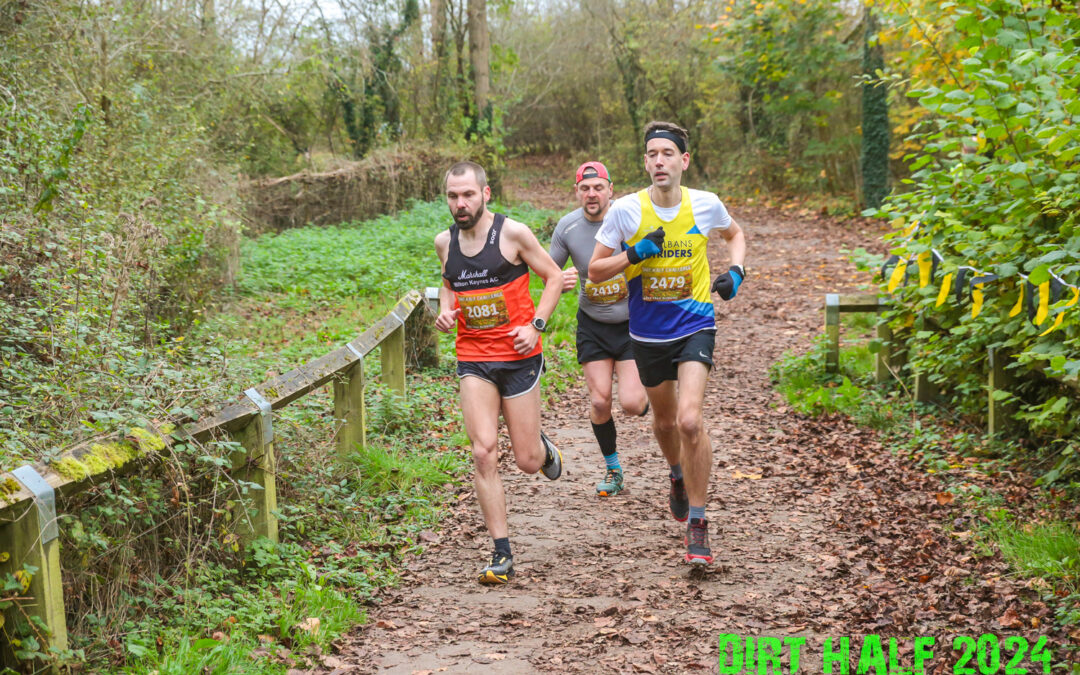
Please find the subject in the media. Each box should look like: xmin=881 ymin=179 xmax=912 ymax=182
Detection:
xmin=515 ymin=451 xmax=543 ymax=475
xmin=621 ymin=395 xmax=648 ymax=417
xmin=590 ymin=393 xmax=612 ymax=421
xmin=471 ymin=439 xmax=499 ymax=474
xmin=653 ymin=415 xmax=677 ymax=437
xmin=677 ymin=411 xmax=704 ymax=441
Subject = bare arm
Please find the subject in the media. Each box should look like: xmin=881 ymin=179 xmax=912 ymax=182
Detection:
xmin=588 ymin=242 xmax=633 ymax=283
xmin=505 ymin=219 xmax=564 ymax=354
xmin=718 ymin=219 xmax=747 ymax=268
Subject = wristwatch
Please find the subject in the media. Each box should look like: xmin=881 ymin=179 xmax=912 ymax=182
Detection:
xmin=530 ymin=317 xmax=548 ymax=333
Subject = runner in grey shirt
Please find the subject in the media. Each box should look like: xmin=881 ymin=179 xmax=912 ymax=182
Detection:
xmin=548 ymin=161 xmax=648 ymax=497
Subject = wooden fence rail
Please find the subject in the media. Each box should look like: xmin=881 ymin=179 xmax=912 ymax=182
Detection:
xmin=0 ymin=290 xmax=434 ymax=666
xmin=823 ymin=292 xmax=1078 ymax=436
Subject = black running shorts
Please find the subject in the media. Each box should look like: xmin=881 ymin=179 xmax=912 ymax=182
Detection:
xmin=631 ymin=329 xmax=715 ymax=388
xmin=575 ymin=309 xmax=634 ymax=365
xmin=456 ymin=353 xmax=545 ymax=398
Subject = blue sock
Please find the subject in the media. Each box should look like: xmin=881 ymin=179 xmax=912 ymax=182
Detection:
xmin=669 ymin=463 xmax=683 ymax=480
xmin=689 ymin=505 xmax=706 ymax=522
xmin=604 ymin=452 xmax=621 ymax=470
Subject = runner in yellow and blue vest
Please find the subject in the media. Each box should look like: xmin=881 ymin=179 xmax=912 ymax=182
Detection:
xmin=588 ymin=121 xmax=747 ymax=566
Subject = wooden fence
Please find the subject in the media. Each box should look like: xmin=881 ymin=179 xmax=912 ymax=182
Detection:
xmin=0 ymin=290 xmax=435 ymax=666
xmin=823 ymin=292 xmax=1078 ymax=435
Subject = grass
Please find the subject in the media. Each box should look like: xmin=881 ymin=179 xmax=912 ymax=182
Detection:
xmin=89 ymin=199 xmax=583 ymax=672
xmin=985 ymin=514 xmax=1080 ymax=590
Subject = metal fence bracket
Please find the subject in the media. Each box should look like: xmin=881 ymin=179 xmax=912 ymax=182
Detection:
xmin=11 ymin=465 xmax=59 ymax=543
xmin=244 ymin=388 xmax=273 ymax=443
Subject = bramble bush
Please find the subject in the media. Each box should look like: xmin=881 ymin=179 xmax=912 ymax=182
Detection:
xmin=868 ymin=0 xmax=1080 ymax=483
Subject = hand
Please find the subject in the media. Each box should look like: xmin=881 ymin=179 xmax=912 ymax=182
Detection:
xmin=509 ymin=324 xmax=541 ymax=354
xmin=435 ymin=308 xmax=461 ymax=333
xmin=561 ymin=268 xmax=579 ymax=292
xmin=711 ymin=266 xmax=744 ymax=300
xmin=626 ymin=227 xmax=665 ymax=264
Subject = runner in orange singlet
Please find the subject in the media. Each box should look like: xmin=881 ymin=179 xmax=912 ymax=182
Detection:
xmin=434 ymin=161 xmax=566 ymax=584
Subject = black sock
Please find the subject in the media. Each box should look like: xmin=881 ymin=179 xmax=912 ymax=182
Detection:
xmin=494 ymin=537 xmax=511 ymax=558
xmin=591 ymin=418 xmax=617 ymax=457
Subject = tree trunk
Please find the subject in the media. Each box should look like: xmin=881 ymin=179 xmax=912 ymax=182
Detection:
xmin=431 ymin=0 xmax=447 ymax=125
xmin=860 ymin=7 xmax=890 ymax=209
xmin=466 ymin=0 xmax=490 ymax=134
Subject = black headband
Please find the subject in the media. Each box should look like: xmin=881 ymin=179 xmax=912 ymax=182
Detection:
xmin=644 ymin=129 xmax=687 ymax=154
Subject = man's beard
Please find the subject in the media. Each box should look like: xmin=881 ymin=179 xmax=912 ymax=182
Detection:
xmin=454 ymin=201 xmax=486 ymax=230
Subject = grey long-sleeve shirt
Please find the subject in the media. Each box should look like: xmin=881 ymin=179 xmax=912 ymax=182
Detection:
xmin=549 ymin=208 xmax=630 ymax=323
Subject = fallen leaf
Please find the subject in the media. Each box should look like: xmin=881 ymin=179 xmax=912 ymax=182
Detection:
xmin=733 ymin=470 xmax=763 ymax=480
xmin=997 ymin=608 xmax=1022 ymax=629
xmin=935 ymin=491 xmax=955 ymax=505
xmin=295 ymin=617 xmax=320 ymax=635
xmin=375 ymin=619 xmax=398 ymax=630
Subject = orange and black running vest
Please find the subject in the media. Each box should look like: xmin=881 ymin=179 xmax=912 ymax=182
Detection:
xmin=443 ymin=213 xmax=541 ymax=362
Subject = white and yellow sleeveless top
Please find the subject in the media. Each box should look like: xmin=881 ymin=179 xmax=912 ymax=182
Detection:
xmin=596 ymin=186 xmax=731 ymax=341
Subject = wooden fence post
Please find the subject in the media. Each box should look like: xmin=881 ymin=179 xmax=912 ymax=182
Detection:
xmin=825 ymin=294 xmax=840 ymax=374
xmin=875 ymin=320 xmax=893 ymax=384
xmin=334 ymin=360 xmax=367 ymax=458
xmin=381 ymin=324 xmax=406 ymax=394
xmin=0 ymin=477 xmax=67 ymax=668
xmin=987 ymin=347 xmax=1015 ymax=435
xmin=232 ymin=391 xmax=278 ymax=544
xmin=912 ymin=313 xmax=938 ymax=403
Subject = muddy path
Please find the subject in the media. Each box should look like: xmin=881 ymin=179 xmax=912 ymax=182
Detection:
xmin=322 ymin=165 xmax=1074 ymax=674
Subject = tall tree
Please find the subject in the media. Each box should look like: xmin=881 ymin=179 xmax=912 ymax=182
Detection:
xmin=466 ymin=0 xmax=490 ymax=136
xmin=861 ymin=7 xmax=890 ymax=208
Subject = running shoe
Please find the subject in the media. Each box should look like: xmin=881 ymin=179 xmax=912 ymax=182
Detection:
xmin=596 ymin=468 xmax=624 ymax=496
xmin=685 ymin=517 xmax=713 ymax=565
xmin=477 ymin=551 xmax=515 ymax=584
xmin=669 ymin=475 xmax=689 ymax=522
xmin=540 ymin=431 xmax=562 ymax=480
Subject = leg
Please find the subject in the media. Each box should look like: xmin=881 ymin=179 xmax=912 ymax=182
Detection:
xmin=614 ymin=358 xmax=648 ymax=416
xmin=583 ymin=358 xmax=625 ymax=495
xmin=460 ymin=376 xmax=508 ymax=539
xmin=675 ymin=361 xmax=712 ymax=508
xmin=646 ymin=379 xmax=681 ymax=467
xmin=582 ymin=359 xmax=616 ymax=424
xmin=501 ymin=385 xmax=546 ymax=475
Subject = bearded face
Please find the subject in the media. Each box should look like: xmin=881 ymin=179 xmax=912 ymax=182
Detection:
xmin=445 ymin=171 xmax=490 ymax=230
xmin=454 ymin=198 xmax=486 ymax=230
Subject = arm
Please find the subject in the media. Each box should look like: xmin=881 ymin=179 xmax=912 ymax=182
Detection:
xmin=711 ymin=219 xmax=748 ymax=300
xmin=548 ymin=225 xmax=578 ymax=292
xmin=587 ymin=242 xmax=632 ymax=283
xmin=720 ymin=219 xmax=746 ymax=268
xmin=505 ymin=220 xmax=564 ymax=354
xmin=433 ymin=231 xmax=461 ymax=332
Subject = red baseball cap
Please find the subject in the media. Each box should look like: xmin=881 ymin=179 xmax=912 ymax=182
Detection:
xmin=575 ymin=161 xmax=611 ymax=184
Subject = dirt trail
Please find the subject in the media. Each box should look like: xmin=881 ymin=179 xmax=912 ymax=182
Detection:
xmin=325 ymin=166 xmax=1073 ymax=673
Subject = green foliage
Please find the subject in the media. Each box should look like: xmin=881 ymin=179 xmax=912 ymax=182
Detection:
xmin=869 ymin=0 xmax=1080 ymax=482
xmin=769 ymin=336 xmax=901 ymax=431
xmin=706 ymin=0 xmax=861 ymax=195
